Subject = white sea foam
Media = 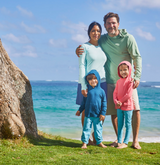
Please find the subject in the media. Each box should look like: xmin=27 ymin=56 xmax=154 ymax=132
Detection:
xmin=151 ymin=85 xmax=160 ymax=88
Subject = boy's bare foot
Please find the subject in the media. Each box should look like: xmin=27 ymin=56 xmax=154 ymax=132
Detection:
xmin=81 ymin=143 xmax=87 ymax=149
xmin=132 ymin=141 xmax=141 ymax=149
xmin=88 ymin=139 xmax=95 ymax=145
xmin=109 ymin=140 xmax=118 ymax=147
xmin=98 ymin=142 xmax=107 ymax=148
xmin=117 ymin=143 xmax=128 ymax=149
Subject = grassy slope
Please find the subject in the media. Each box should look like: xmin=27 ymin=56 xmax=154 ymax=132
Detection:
xmin=0 ymin=131 xmax=160 ymax=165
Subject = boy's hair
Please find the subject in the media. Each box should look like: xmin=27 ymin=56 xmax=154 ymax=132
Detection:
xmin=119 ymin=63 xmax=129 ymax=69
xmin=86 ymin=74 xmax=97 ymax=81
xmin=103 ymin=12 xmax=120 ymax=24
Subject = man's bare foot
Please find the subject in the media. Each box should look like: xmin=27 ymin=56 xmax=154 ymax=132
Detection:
xmin=88 ymin=139 xmax=95 ymax=145
xmin=117 ymin=143 xmax=128 ymax=149
xmin=81 ymin=143 xmax=87 ymax=149
xmin=109 ymin=140 xmax=118 ymax=147
xmin=132 ymin=141 xmax=141 ymax=149
xmin=92 ymin=132 xmax=96 ymax=144
xmin=98 ymin=142 xmax=107 ymax=148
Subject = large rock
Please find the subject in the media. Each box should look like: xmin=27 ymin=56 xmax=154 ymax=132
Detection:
xmin=0 ymin=39 xmax=38 ymax=138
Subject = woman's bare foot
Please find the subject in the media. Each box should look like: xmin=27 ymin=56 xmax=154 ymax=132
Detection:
xmin=117 ymin=143 xmax=128 ymax=149
xmin=132 ymin=141 xmax=141 ymax=149
xmin=81 ymin=143 xmax=87 ymax=149
xmin=109 ymin=140 xmax=118 ymax=147
xmin=98 ymin=142 xmax=107 ymax=148
xmin=92 ymin=132 xmax=96 ymax=144
xmin=88 ymin=139 xmax=95 ymax=145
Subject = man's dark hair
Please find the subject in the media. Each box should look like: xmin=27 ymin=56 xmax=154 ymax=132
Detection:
xmin=103 ymin=12 xmax=120 ymax=24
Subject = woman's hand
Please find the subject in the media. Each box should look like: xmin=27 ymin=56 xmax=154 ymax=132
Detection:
xmin=81 ymin=90 xmax=88 ymax=97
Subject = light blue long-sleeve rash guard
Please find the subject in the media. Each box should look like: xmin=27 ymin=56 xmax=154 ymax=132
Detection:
xmin=78 ymin=42 xmax=107 ymax=90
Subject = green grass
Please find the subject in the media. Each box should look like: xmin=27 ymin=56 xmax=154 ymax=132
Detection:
xmin=0 ymin=131 xmax=159 ymax=165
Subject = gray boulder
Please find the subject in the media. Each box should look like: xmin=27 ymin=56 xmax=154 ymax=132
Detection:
xmin=0 ymin=39 xmax=38 ymax=139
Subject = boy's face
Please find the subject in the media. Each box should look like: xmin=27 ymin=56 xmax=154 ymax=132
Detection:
xmin=119 ymin=64 xmax=129 ymax=78
xmin=88 ymin=78 xmax=98 ymax=88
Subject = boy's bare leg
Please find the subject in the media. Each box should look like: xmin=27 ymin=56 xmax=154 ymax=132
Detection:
xmin=81 ymin=143 xmax=87 ymax=149
xmin=117 ymin=143 xmax=128 ymax=149
xmin=110 ymin=114 xmax=118 ymax=147
xmin=98 ymin=142 xmax=107 ymax=148
xmin=132 ymin=110 xmax=141 ymax=149
xmin=81 ymin=110 xmax=94 ymax=145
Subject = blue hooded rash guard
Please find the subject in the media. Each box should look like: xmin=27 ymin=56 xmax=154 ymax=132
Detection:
xmin=78 ymin=70 xmax=107 ymax=117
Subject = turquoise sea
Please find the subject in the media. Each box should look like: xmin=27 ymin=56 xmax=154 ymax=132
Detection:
xmin=31 ymin=81 xmax=160 ymax=143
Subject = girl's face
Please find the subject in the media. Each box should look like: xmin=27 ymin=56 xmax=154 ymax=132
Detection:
xmin=119 ymin=64 xmax=129 ymax=78
xmin=89 ymin=25 xmax=101 ymax=42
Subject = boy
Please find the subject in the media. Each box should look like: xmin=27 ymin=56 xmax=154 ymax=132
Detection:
xmin=113 ymin=61 xmax=134 ymax=149
xmin=76 ymin=70 xmax=107 ymax=149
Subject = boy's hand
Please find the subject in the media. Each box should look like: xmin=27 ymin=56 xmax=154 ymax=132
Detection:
xmin=76 ymin=45 xmax=84 ymax=57
xmin=99 ymin=115 xmax=105 ymax=121
xmin=76 ymin=111 xmax=80 ymax=116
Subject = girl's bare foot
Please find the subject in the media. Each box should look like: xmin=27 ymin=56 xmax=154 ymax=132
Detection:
xmin=81 ymin=143 xmax=87 ymax=149
xmin=117 ymin=143 xmax=128 ymax=149
xmin=98 ymin=142 xmax=107 ymax=148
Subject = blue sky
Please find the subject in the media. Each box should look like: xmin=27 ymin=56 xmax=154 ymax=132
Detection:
xmin=0 ymin=0 xmax=160 ymax=81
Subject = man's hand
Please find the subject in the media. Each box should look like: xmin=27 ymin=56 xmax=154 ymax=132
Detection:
xmin=99 ymin=115 xmax=105 ymax=122
xmin=76 ymin=45 xmax=84 ymax=57
xmin=81 ymin=90 xmax=88 ymax=97
xmin=75 ymin=111 xmax=80 ymax=116
xmin=133 ymin=80 xmax=140 ymax=89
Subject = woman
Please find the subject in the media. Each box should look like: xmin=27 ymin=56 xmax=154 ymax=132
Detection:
xmin=76 ymin=21 xmax=107 ymax=144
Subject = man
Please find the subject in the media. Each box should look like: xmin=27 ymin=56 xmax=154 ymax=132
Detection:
xmin=76 ymin=12 xmax=142 ymax=149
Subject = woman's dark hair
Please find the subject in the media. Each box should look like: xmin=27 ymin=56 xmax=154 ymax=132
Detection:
xmin=88 ymin=21 xmax=102 ymax=39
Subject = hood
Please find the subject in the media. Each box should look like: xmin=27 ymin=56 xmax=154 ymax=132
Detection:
xmin=118 ymin=61 xmax=132 ymax=79
xmin=85 ymin=70 xmax=100 ymax=90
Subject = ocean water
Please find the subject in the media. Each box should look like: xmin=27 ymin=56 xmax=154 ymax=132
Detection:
xmin=31 ymin=81 xmax=160 ymax=143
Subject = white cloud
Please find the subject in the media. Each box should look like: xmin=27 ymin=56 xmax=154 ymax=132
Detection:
xmin=0 ymin=7 xmax=10 ymax=15
xmin=101 ymin=0 xmax=160 ymax=11
xmin=17 ymin=6 xmax=33 ymax=17
xmin=156 ymin=22 xmax=160 ymax=29
xmin=2 ymin=33 xmax=31 ymax=44
xmin=136 ymin=28 xmax=155 ymax=41
xmin=21 ymin=22 xmax=46 ymax=33
xmin=4 ymin=44 xmax=37 ymax=57
xmin=49 ymin=39 xmax=67 ymax=48
xmin=62 ymin=21 xmax=88 ymax=43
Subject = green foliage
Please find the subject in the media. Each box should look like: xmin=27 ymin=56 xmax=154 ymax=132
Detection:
xmin=0 ymin=131 xmax=159 ymax=165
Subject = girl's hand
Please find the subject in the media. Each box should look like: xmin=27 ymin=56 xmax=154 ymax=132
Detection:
xmin=81 ymin=90 xmax=88 ymax=97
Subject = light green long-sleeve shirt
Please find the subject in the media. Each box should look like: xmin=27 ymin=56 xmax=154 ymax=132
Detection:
xmin=98 ymin=29 xmax=142 ymax=84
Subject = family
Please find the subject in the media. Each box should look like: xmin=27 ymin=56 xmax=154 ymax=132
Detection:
xmin=75 ymin=12 xmax=142 ymax=149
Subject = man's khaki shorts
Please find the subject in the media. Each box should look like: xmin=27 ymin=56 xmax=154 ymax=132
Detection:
xmin=106 ymin=84 xmax=140 ymax=115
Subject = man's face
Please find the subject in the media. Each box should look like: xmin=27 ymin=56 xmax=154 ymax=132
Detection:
xmin=104 ymin=17 xmax=119 ymax=37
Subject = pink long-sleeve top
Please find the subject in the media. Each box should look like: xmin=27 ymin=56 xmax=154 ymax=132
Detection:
xmin=113 ymin=61 xmax=134 ymax=111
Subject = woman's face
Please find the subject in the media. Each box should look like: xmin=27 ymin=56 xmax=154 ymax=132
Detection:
xmin=89 ymin=25 xmax=101 ymax=42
